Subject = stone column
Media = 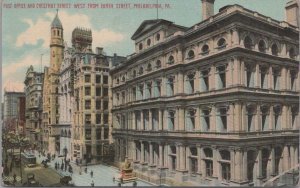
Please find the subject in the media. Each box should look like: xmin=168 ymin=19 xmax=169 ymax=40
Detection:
xmin=177 ymin=47 xmax=183 ymax=63
xmin=230 ymin=150 xmax=235 ymax=181
xmin=178 ymin=108 xmax=185 ymax=131
xmin=240 ymin=59 xmax=245 ymax=86
xmin=159 ymin=109 xmax=163 ymax=130
xmin=242 ymin=150 xmax=248 ymax=181
xmin=235 ymin=149 xmax=242 ymax=182
xmin=162 ymin=77 xmax=166 ymax=96
xmin=226 ymin=61 xmax=233 ymax=87
xmin=241 ymin=103 xmax=247 ymax=132
xmin=233 ymin=57 xmax=241 ymax=86
xmin=141 ymin=110 xmax=144 ymax=130
xmin=210 ymin=105 xmax=216 ymax=132
xmin=255 ymin=105 xmax=261 ymax=131
xmin=177 ymin=71 xmax=184 ymax=94
xmin=281 ymin=105 xmax=288 ymax=130
xmin=149 ymin=109 xmax=153 ymax=130
xmin=163 ymin=109 xmax=168 ymax=130
xmin=176 ymin=145 xmax=180 ymax=170
xmin=149 ymin=142 xmax=153 ymax=165
xmin=268 ymin=66 xmax=273 ymax=90
xmin=159 ymin=144 xmax=163 ymax=167
xmin=228 ymin=104 xmax=234 ymax=132
xmin=141 ymin=141 xmax=144 ymax=163
xmin=195 ymin=108 xmax=201 ymax=131
xmin=133 ymin=111 xmax=136 ymax=130
xmin=282 ymin=146 xmax=290 ymax=171
xmin=295 ymin=146 xmax=299 ymax=165
xmin=270 ymin=147 xmax=276 ymax=176
xmin=234 ymin=103 xmax=241 ymax=132
xmin=197 ymin=145 xmax=203 ymax=176
xmin=212 ymin=147 xmax=220 ymax=180
xmin=256 ymin=149 xmax=262 ymax=179
xmin=232 ymin=28 xmax=239 ymax=46
xmin=179 ymin=145 xmax=186 ymax=170
xmin=255 ymin=64 xmax=261 ymax=88
xmin=281 ymin=67 xmax=287 ymax=91
xmin=195 ymin=70 xmax=200 ymax=92
xmin=209 ymin=66 xmax=216 ymax=91
xmin=269 ymin=105 xmax=274 ymax=130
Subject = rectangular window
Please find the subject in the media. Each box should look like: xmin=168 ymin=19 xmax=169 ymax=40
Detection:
xmin=190 ymin=158 xmax=198 ymax=174
xmin=166 ymin=77 xmax=174 ymax=96
xmin=261 ymin=107 xmax=269 ymax=131
xmin=260 ymin=66 xmax=268 ymax=89
xmin=205 ymin=160 xmax=213 ymax=177
xmin=104 ymin=128 xmax=109 ymax=139
xmin=96 ymin=100 xmax=101 ymax=110
xmin=145 ymin=83 xmax=152 ymax=99
xmin=185 ymin=74 xmax=195 ymax=94
xmin=245 ymin=65 xmax=255 ymax=87
xmin=85 ymin=100 xmax=91 ymax=110
xmin=222 ymin=163 xmax=231 ymax=181
xmin=96 ymin=128 xmax=101 ymax=140
xmin=201 ymin=109 xmax=210 ymax=131
xmin=96 ymin=87 xmax=101 ymax=96
xmin=168 ymin=111 xmax=175 ymax=131
xmin=273 ymin=69 xmax=280 ymax=90
xmin=104 ymin=114 xmax=108 ymax=124
xmin=216 ymin=65 xmax=226 ymax=89
xmin=85 ymin=87 xmax=91 ymax=95
xmin=216 ymin=108 xmax=227 ymax=132
xmin=103 ymin=101 xmax=108 ymax=110
xmin=96 ymin=114 xmax=101 ymax=124
xmin=153 ymin=80 xmax=161 ymax=97
xmin=185 ymin=110 xmax=195 ymax=131
xmin=103 ymin=88 xmax=108 ymax=96
xmin=85 ymin=75 xmax=91 ymax=83
xmin=85 ymin=129 xmax=91 ymax=140
xmin=96 ymin=75 xmax=101 ymax=83
xmin=85 ymin=114 xmax=91 ymax=125
xmin=103 ymin=75 xmax=108 ymax=84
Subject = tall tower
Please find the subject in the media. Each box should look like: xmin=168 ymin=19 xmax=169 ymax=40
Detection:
xmin=50 ymin=10 xmax=64 ymax=72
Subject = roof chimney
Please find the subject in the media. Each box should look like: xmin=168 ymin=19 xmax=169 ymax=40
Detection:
xmin=285 ymin=0 xmax=299 ymax=27
xmin=202 ymin=0 xmax=215 ymax=20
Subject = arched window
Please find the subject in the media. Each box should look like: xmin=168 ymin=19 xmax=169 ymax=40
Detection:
xmin=147 ymin=63 xmax=152 ymax=71
xmin=258 ymin=40 xmax=266 ymax=53
xmin=147 ymin=39 xmax=151 ymax=46
xmin=138 ymin=67 xmax=144 ymax=75
xmin=244 ymin=36 xmax=253 ymax=49
xmin=217 ymin=38 xmax=226 ymax=49
xmin=289 ymin=48 xmax=296 ymax=59
xmin=139 ymin=43 xmax=143 ymax=50
xmin=271 ymin=44 xmax=279 ymax=56
xmin=201 ymin=44 xmax=209 ymax=54
xmin=156 ymin=33 xmax=160 ymax=41
xmin=156 ymin=60 xmax=161 ymax=68
xmin=167 ymin=55 xmax=174 ymax=65
xmin=187 ymin=50 xmax=195 ymax=59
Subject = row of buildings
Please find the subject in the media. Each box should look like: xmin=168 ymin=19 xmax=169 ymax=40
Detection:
xmin=2 ymin=0 xmax=299 ymax=186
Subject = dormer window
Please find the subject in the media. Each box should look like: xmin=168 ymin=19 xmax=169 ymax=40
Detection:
xmin=187 ymin=50 xmax=195 ymax=59
xmin=156 ymin=60 xmax=161 ymax=68
xmin=258 ymin=40 xmax=266 ymax=53
xmin=217 ymin=38 xmax=226 ymax=50
xmin=271 ymin=44 xmax=279 ymax=56
xmin=167 ymin=55 xmax=175 ymax=65
xmin=201 ymin=44 xmax=209 ymax=55
xmin=244 ymin=36 xmax=253 ymax=49
xmin=147 ymin=39 xmax=151 ymax=46
xmin=156 ymin=33 xmax=160 ymax=41
xmin=139 ymin=43 xmax=143 ymax=50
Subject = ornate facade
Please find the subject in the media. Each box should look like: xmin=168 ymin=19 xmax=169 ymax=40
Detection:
xmin=24 ymin=66 xmax=44 ymax=149
xmin=111 ymin=1 xmax=299 ymax=186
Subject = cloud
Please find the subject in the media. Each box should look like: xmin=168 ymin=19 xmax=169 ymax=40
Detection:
xmin=2 ymin=53 xmax=49 ymax=92
xmin=16 ymin=11 xmax=125 ymax=49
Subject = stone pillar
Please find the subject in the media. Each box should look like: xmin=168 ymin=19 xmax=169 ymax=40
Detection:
xmin=234 ymin=103 xmax=241 ymax=132
xmin=163 ymin=109 xmax=168 ymax=130
xmin=162 ymin=77 xmax=166 ymax=96
xmin=269 ymin=105 xmax=274 ymax=130
xmin=149 ymin=142 xmax=153 ymax=165
xmin=270 ymin=147 xmax=276 ymax=176
xmin=241 ymin=103 xmax=247 ymax=132
xmin=133 ymin=111 xmax=136 ymax=130
xmin=141 ymin=110 xmax=144 ymax=130
xmin=159 ymin=144 xmax=163 ymax=167
xmin=233 ymin=57 xmax=241 ymax=86
xmin=197 ymin=146 xmax=203 ymax=176
xmin=195 ymin=70 xmax=200 ymax=92
xmin=209 ymin=66 xmax=216 ymax=91
xmin=141 ymin=141 xmax=144 ymax=163
xmin=255 ymin=63 xmax=261 ymax=88
xmin=240 ymin=59 xmax=245 ymax=86
xmin=179 ymin=145 xmax=186 ymax=170
xmin=149 ymin=109 xmax=153 ymax=130
xmin=177 ymin=71 xmax=184 ymax=94
xmin=177 ymin=47 xmax=183 ymax=63
xmin=178 ymin=108 xmax=185 ymax=131
xmin=268 ymin=66 xmax=273 ymax=90
xmin=282 ymin=146 xmax=290 ymax=171
xmin=159 ymin=109 xmax=163 ymax=130
xmin=210 ymin=105 xmax=216 ymax=132
xmin=255 ymin=105 xmax=261 ymax=131
xmin=281 ymin=67 xmax=287 ymax=91
xmin=212 ymin=147 xmax=220 ymax=180
xmin=282 ymin=105 xmax=288 ymax=130
xmin=228 ymin=104 xmax=234 ymax=132
xmin=235 ymin=149 xmax=242 ymax=182
xmin=226 ymin=61 xmax=233 ymax=87
xmin=295 ymin=146 xmax=299 ymax=165
xmin=256 ymin=149 xmax=262 ymax=179
xmin=195 ymin=108 xmax=201 ymax=131
xmin=230 ymin=150 xmax=235 ymax=181
xmin=242 ymin=150 xmax=248 ymax=182
xmin=232 ymin=28 xmax=239 ymax=46
xmin=176 ymin=145 xmax=180 ymax=170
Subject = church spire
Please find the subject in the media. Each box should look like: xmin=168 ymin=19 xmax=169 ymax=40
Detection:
xmin=51 ymin=9 xmax=63 ymax=29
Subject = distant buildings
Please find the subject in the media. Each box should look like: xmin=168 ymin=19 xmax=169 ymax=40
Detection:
xmin=24 ymin=66 xmax=44 ymax=149
xmin=3 ymin=91 xmax=25 ymax=132
xmin=110 ymin=0 xmax=299 ymax=186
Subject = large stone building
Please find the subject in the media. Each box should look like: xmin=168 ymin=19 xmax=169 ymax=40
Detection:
xmin=24 ymin=66 xmax=44 ymax=149
xmin=111 ymin=0 xmax=299 ymax=186
xmin=42 ymin=11 xmax=64 ymax=155
xmin=3 ymin=91 xmax=25 ymax=132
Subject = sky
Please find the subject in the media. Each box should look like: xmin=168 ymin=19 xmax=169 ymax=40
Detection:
xmin=1 ymin=0 xmax=289 ymax=94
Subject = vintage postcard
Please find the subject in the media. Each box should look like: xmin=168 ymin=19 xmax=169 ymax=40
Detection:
xmin=1 ymin=0 xmax=299 ymax=187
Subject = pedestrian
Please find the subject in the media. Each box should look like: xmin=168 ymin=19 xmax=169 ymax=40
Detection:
xmin=90 ymin=170 xmax=93 ymax=178
xmin=91 ymin=180 xmax=94 ymax=187
xmin=13 ymin=173 xmax=16 ymax=184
